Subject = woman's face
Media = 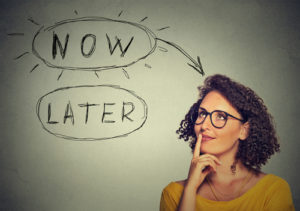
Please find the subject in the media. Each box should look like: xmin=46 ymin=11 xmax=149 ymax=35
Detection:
xmin=194 ymin=90 xmax=248 ymax=156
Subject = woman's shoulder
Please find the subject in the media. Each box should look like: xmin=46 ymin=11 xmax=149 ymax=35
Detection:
xmin=261 ymin=173 xmax=292 ymax=190
xmin=161 ymin=180 xmax=185 ymax=203
xmin=245 ymin=172 xmax=292 ymax=197
xmin=258 ymin=173 xmax=295 ymax=210
xmin=161 ymin=180 xmax=186 ymax=196
xmin=163 ymin=180 xmax=185 ymax=190
xmin=257 ymin=173 xmax=290 ymax=186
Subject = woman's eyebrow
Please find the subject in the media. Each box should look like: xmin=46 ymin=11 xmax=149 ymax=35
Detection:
xmin=198 ymin=107 xmax=207 ymax=111
xmin=198 ymin=107 xmax=227 ymax=113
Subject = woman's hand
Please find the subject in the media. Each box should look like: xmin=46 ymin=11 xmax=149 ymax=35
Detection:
xmin=178 ymin=134 xmax=221 ymax=211
xmin=185 ymin=134 xmax=222 ymax=191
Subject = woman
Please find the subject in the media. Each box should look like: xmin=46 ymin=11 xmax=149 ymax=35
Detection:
xmin=160 ymin=74 xmax=295 ymax=211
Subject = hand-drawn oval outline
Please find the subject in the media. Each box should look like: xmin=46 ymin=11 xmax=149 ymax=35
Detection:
xmin=36 ymin=85 xmax=148 ymax=141
xmin=32 ymin=17 xmax=157 ymax=71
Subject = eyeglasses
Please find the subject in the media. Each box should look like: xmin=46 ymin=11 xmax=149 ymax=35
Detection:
xmin=195 ymin=108 xmax=245 ymax=128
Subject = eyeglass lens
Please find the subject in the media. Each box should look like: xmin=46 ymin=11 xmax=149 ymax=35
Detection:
xmin=195 ymin=109 xmax=227 ymax=128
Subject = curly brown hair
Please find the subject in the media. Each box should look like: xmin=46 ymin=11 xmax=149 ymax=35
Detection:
xmin=176 ymin=74 xmax=280 ymax=172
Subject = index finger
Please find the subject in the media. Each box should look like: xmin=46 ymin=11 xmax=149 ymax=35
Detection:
xmin=193 ymin=134 xmax=202 ymax=158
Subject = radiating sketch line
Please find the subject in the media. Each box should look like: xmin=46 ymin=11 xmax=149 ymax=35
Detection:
xmin=14 ymin=52 xmax=29 ymax=60
xmin=155 ymin=38 xmax=204 ymax=75
xmin=118 ymin=11 xmax=123 ymax=17
xmin=145 ymin=64 xmax=152 ymax=69
xmin=140 ymin=16 xmax=148 ymax=22
xmin=74 ymin=10 xmax=78 ymax=15
xmin=122 ymin=68 xmax=130 ymax=79
xmin=57 ymin=70 xmax=64 ymax=81
xmin=28 ymin=17 xmax=40 ymax=25
xmin=30 ymin=64 xmax=39 ymax=73
xmin=158 ymin=46 xmax=168 ymax=52
xmin=157 ymin=26 xmax=170 ymax=31
xmin=7 ymin=33 xmax=24 ymax=36
xmin=94 ymin=71 xmax=99 ymax=78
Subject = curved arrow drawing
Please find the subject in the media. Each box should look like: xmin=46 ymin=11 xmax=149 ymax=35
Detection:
xmin=155 ymin=38 xmax=204 ymax=76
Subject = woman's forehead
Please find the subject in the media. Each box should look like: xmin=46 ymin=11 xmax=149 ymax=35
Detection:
xmin=200 ymin=91 xmax=239 ymax=114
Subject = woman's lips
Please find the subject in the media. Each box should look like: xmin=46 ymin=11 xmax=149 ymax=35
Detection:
xmin=201 ymin=135 xmax=215 ymax=142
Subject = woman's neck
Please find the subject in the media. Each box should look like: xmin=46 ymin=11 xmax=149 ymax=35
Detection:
xmin=208 ymin=153 xmax=250 ymax=184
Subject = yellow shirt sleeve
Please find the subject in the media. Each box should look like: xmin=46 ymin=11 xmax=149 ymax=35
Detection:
xmin=263 ymin=178 xmax=295 ymax=211
xmin=160 ymin=186 xmax=178 ymax=211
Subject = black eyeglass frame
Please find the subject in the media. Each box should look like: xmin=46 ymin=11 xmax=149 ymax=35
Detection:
xmin=194 ymin=108 xmax=246 ymax=129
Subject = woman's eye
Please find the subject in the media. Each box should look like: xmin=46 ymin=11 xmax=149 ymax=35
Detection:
xmin=216 ymin=113 xmax=226 ymax=120
xmin=198 ymin=111 xmax=206 ymax=117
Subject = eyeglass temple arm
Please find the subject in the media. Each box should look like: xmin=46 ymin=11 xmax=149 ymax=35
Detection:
xmin=227 ymin=113 xmax=245 ymax=122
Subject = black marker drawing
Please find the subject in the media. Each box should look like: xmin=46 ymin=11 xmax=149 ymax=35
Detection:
xmin=158 ymin=46 xmax=168 ymax=52
xmin=139 ymin=16 xmax=148 ymax=23
xmin=94 ymin=71 xmax=99 ymax=78
xmin=122 ymin=68 xmax=130 ymax=79
xmin=57 ymin=70 xmax=64 ymax=81
xmin=28 ymin=17 xmax=40 ymax=26
xmin=157 ymin=26 xmax=170 ymax=31
xmin=30 ymin=64 xmax=39 ymax=73
xmin=14 ymin=52 xmax=29 ymax=60
xmin=7 ymin=33 xmax=25 ymax=36
xmin=105 ymin=33 xmax=134 ymax=57
xmin=145 ymin=64 xmax=152 ymax=69
xmin=30 ymin=16 xmax=204 ymax=76
xmin=155 ymin=38 xmax=204 ymax=75
xmin=118 ymin=11 xmax=123 ymax=17
xmin=10 ymin=15 xmax=205 ymax=141
xmin=36 ymin=85 xmax=148 ymax=141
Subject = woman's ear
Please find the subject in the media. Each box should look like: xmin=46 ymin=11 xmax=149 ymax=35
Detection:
xmin=239 ymin=121 xmax=249 ymax=140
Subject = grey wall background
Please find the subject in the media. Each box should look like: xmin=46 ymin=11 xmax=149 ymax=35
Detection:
xmin=0 ymin=0 xmax=299 ymax=210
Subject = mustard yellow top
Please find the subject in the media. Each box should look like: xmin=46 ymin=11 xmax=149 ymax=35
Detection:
xmin=160 ymin=174 xmax=295 ymax=211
